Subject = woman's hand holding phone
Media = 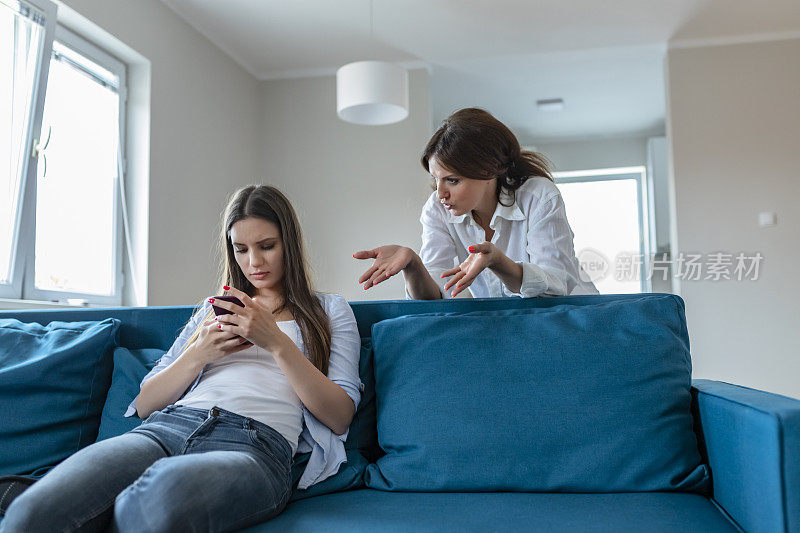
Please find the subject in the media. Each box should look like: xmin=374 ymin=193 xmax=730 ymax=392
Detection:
xmin=188 ymin=316 xmax=253 ymax=366
xmin=211 ymin=286 xmax=291 ymax=354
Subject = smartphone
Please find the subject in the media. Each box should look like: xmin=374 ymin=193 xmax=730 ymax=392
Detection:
xmin=211 ymin=295 xmax=244 ymax=317
xmin=211 ymin=295 xmax=252 ymax=346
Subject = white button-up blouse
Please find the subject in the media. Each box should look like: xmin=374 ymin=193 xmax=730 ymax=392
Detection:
xmin=416 ymin=176 xmax=598 ymax=298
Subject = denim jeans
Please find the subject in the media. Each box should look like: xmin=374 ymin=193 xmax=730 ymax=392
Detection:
xmin=0 ymin=405 xmax=293 ymax=533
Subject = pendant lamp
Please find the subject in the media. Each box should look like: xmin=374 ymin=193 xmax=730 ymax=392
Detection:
xmin=337 ymin=61 xmax=408 ymax=125
xmin=336 ymin=1 xmax=409 ymax=125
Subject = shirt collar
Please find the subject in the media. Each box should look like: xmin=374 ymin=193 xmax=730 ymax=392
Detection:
xmin=443 ymin=198 xmax=525 ymax=228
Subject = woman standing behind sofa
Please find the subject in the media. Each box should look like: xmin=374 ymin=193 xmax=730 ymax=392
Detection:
xmin=1 ymin=185 xmax=362 ymax=532
xmin=355 ymin=107 xmax=598 ymax=299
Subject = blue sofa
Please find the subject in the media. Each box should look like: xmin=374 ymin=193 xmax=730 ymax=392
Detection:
xmin=1 ymin=293 xmax=798 ymax=532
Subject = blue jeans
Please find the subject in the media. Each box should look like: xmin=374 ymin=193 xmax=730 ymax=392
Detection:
xmin=1 ymin=405 xmax=293 ymax=532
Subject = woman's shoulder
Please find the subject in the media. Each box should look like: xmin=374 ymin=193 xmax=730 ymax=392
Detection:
xmin=314 ymin=292 xmax=351 ymax=313
xmin=513 ymin=176 xmax=561 ymax=214
xmin=517 ymin=175 xmax=560 ymax=199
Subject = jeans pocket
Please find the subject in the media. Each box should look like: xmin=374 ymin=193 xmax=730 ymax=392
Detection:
xmin=141 ymin=405 xmax=174 ymax=425
xmin=246 ymin=429 xmax=283 ymax=465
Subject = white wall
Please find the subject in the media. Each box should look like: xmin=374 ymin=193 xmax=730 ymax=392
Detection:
xmin=533 ymin=137 xmax=649 ymax=173
xmin=258 ymin=69 xmax=433 ymax=301
xmin=667 ymin=38 xmax=800 ymax=399
xmin=62 ymin=0 xmax=262 ymax=306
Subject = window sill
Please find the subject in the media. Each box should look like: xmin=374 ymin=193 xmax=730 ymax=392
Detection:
xmin=0 ymin=298 xmax=98 ymax=311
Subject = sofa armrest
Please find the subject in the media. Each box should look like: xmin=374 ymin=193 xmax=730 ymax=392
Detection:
xmin=692 ymin=379 xmax=800 ymax=533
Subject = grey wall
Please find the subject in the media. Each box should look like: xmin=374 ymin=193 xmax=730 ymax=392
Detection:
xmin=667 ymin=38 xmax=800 ymax=399
xmin=258 ymin=69 xmax=433 ymax=301
xmin=62 ymin=0 xmax=262 ymax=307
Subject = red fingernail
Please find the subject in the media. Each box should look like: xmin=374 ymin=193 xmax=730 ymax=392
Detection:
xmin=208 ymin=298 xmax=215 ymax=303
xmin=468 ymin=246 xmax=476 ymax=253
xmin=218 ymin=324 xmax=222 ymax=329
xmin=385 ymin=273 xmax=390 ymax=278
xmin=223 ymin=285 xmax=230 ymax=290
xmin=364 ymin=286 xmax=369 ymax=290
xmin=353 ymin=254 xmax=356 ymax=258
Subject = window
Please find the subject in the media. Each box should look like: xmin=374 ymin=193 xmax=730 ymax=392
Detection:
xmin=555 ymin=167 xmax=653 ymax=294
xmin=0 ymin=0 xmax=55 ymax=293
xmin=1 ymin=0 xmax=127 ymax=306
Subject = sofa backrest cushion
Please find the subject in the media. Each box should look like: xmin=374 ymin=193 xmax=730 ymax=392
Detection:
xmin=0 ymin=318 xmax=121 ymax=476
xmin=343 ymin=339 xmax=378 ymax=459
xmin=96 ymin=347 xmax=163 ymax=441
xmin=364 ymin=295 xmax=710 ymax=493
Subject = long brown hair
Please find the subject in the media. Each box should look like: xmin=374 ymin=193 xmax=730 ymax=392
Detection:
xmin=421 ymin=108 xmax=553 ymax=206
xmin=181 ymin=185 xmax=333 ymax=374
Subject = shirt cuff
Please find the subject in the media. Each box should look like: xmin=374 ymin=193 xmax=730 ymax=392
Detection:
xmin=124 ymin=402 xmax=138 ymax=418
xmin=509 ymin=261 xmax=548 ymax=298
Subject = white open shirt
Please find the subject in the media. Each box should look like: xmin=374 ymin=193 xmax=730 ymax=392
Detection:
xmin=416 ymin=176 xmax=598 ymax=298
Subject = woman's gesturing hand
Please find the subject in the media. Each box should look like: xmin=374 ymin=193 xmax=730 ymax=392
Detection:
xmin=442 ymin=242 xmax=499 ymax=297
xmin=354 ymin=245 xmax=418 ymax=290
xmin=211 ymin=286 xmax=290 ymax=353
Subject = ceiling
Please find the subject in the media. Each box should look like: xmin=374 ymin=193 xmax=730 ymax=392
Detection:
xmin=160 ymin=0 xmax=800 ymax=141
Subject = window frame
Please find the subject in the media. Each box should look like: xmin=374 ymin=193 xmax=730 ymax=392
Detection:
xmin=0 ymin=0 xmax=57 ymax=300
xmin=10 ymin=21 xmax=128 ymax=306
xmin=553 ymin=166 xmax=654 ymax=293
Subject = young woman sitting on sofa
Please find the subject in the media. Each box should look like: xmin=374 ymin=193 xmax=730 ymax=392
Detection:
xmin=355 ymin=107 xmax=598 ymax=299
xmin=1 ymin=185 xmax=362 ymax=532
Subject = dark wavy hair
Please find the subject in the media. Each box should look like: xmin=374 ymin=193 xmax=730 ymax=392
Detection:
xmin=182 ymin=185 xmax=332 ymax=375
xmin=421 ymin=108 xmax=553 ymax=206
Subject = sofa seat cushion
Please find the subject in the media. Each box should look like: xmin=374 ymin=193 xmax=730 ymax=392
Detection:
xmin=244 ymin=490 xmax=738 ymax=532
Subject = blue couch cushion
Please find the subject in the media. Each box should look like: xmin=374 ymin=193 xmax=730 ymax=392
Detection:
xmin=0 ymin=318 xmax=121 ymax=476
xmin=96 ymin=347 xmax=163 ymax=441
xmin=343 ymin=339 xmax=377 ymax=459
xmin=245 ymin=490 xmax=737 ymax=532
xmin=364 ymin=295 xmax=710 ymax=493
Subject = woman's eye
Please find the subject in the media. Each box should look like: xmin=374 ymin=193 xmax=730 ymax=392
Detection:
xmin=446 ymin=178 xmax=459 ymax=185
xmin=234 ymin=245 xmax=273 ymax=254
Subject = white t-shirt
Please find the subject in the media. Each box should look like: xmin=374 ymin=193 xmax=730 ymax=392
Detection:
xmin=417 ymin=176 xmax=598 ymax=298
xmin=176 ymin=320 xmax=304 ymax=454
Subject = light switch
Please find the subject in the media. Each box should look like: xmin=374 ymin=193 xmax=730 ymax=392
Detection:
xmin=758 ymin=212 xmax=777 ymax=228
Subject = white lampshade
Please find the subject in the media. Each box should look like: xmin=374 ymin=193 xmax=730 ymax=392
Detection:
xmin=336 ymin=60 xmax=409 ymax=125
